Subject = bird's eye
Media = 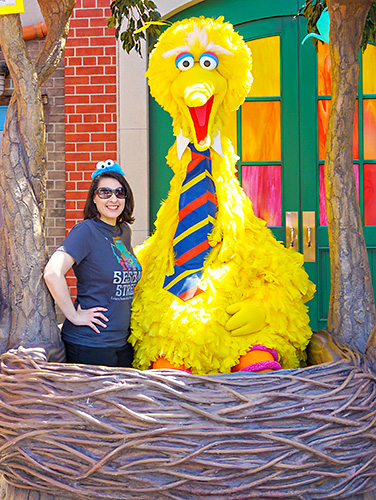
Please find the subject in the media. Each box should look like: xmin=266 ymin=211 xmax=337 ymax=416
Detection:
xmin=96 ymin=161 xmax=105 ymax=169
xmin=175 ymin=52 xmax=194 ymax=71
xmin=199 ymin=52 xmax=219 ymax=70
xmin=104 ymin=159 xmax=115 ymax=167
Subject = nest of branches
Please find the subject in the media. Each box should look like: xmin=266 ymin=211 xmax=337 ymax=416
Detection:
xmin=0 ymin=341 xmax=375 ymax=500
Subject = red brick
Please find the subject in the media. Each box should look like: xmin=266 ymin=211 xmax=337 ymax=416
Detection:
xmin=105 ymin=46 xmax=116 ymax=56
xmin=83 ymin=114 xmax=98 ymax=123
xmin=76 ymin=104 xmax=104 ymax=114
xmin=90 ymin=37 xmax=116 ymax=47
xmin=70 ymin=18 xmax=89 ymax=28
xmin=77 ymin=200 xmax=86 ymax=210
xmin=98 ymin=113 xmax=114 ymax=122
xmin=98 ymin=0 xmax=112 ymax=8
xmin=69 ymin=171 xmax=84 ymax=181
xmin=77 ymin=142 xmax=105 ymax=152
xmin=91 ymin=94 xmax=116 ymax=104
xmin=67 ymin=57 xmax=83 ymax=66
xmin=65 ymin=48 xmax=75 ymax=58
xmin=91 ymin=18 xmax=110 ymax=27
xmin=78 ymin=66 xmax=104 ymax=75
xmin=66 ymin=181 xmax=79 ymax=191
xmin=91 ymin=152 xmax=115 ymax=161
xmin=67 ymin=38 xmax=90 ymax=47
xmin=105 ymin=84 xmax=117 ymax=94
xmin=65 ymin=85 xmax=77 ymax=95
xmin=68 ymin=114 xmax=83 ymax=124
xmin=76 ymin=47 xmax=104 ymax=57
xmin=77 ymin=27 xmax=105 ymax=38
xmin=66 ymin=133 xmax=91 ymax=142
xmin=105 ymin=65 xmax=116 ymax=75
xmin=65 ymin=200 xmax=77 ymax=210
xmin=82 ymin=56 xmax=99 ymax=66
xmin=66 ymin=152 xmax=91 ymax=162
xmin=97 ymin=56 xmax=112 ymax=66
xmin=65 ymin=124 xmax=76 ymax=133
xmin=105 ymin=123 xmax=117 ymax=132
xmin=70 ymin=76 xmax=90 ymax=85
xmin=105 ymin=104 xmax=116 ymax=113
xmin=65 ymin=67 xmax=75 ymax=76
xmin=105 ymin=142 xmax=117 ymax=152
xmin=91 ymin=75 xmax=115 ymax=85
xmin=77 ymin=123 xmax=104 ymax=133
xmin=65 ymin=95 xmax=90 ymax=104
xmin=65 ymin=143 xmax=76 ymax=152
xmin=91 ymin=132 xmax=116 ymax=142
xmin=74 ymin=8 xmax=103 ymax=18
xmin=76 ymin=84 xmax=104 ymax=94
xmin=82 ymin=0 xmax=96 ymax=8
xmin=66 ymin=190 xmax=89 ymax=200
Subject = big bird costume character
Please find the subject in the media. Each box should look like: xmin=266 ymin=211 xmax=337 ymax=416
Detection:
xmin=130 ymin=16 xmax=315 ymax=375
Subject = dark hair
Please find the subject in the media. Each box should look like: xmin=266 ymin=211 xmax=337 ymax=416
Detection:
xmin=83 ymin=171 xmax=135 ymax=224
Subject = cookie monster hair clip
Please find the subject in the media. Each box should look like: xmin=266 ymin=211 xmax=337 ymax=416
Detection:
xmin=91 ymin=159 xmax=125 ymax=179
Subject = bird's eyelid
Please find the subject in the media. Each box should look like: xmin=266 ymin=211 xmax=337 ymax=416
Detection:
xmin=175 ymin=52 xmax=194 ymax=63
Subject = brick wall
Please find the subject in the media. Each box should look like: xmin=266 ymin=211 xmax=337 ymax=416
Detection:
xmin=64 ymin=0 xmax=118 ymax=294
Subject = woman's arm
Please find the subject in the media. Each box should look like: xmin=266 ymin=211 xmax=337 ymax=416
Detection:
xmin=44 ymin=251 xmax=108 ymax=333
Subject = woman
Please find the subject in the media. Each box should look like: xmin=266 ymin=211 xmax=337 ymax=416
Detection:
xmin=44 ymin=159 xmax=142 ymax=367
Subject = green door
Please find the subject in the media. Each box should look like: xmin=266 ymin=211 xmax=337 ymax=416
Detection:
xmin=148 ymin=0 xmax=376 ymax=331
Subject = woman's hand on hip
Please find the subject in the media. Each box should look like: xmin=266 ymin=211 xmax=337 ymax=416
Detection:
xmin=73 ymin=304 xmax=109 ymax=333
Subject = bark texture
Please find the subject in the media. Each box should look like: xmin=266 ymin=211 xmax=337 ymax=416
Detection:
xmin=325 ymin=0 xmax=376 ymax=354
xmin=0 ymin=0 xmax=75 ymax=357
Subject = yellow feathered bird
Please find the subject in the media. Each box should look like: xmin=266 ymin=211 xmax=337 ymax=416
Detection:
xmin=130 ymin=16 xmax=315 ymax=375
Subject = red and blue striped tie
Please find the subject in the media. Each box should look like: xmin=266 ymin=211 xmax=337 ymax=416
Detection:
xmin=163 ymin=144 xmax=218 ymax=301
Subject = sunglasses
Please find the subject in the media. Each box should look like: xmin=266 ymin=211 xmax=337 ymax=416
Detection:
xmin=95 ymin=187 xmax=127 ymax=200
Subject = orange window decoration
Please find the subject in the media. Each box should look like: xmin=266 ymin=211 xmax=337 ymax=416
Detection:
xmin=222 ymin=110 xmax=237 ymax=154
xmin=364 ymin=164 xmax=376 ymax=225
xmin=363 ymin=43 xmax=376 ymax=94
xmin=241 ymin=101 xmax=281 ymax=162
xmin=247 ymin=36 xmax=280 ymax=98
xmin=363 ymin=99 xmax=376 ymax=160
xmin=317 ymin=41 xmax=332 ymax=96
xmin=318 ymin=100 xmax=359 ymax=161
xmin=241 ymin=36 xmax=281 ymax=227
xmin=242 ymin=165 xmax=282 ymax=226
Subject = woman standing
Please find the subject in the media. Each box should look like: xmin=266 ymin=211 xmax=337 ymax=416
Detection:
xmin=44 ymin=160 xmax=141 ymax=367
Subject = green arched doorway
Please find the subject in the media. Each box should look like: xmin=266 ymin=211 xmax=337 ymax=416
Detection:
xmin=148 ymin=0 xmax=376 ymax=331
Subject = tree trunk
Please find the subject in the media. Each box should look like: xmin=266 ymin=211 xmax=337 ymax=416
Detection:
xmin=325 ymin=0 xmax=376 ymax=354
xmin=0 ymin=0 xmax=75 ymax=359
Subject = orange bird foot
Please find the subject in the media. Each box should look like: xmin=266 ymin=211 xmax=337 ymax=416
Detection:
xmin=151 ymin=357 xmax=191 ymax=373
xmin=232 ymin=345 xmax=282 ymax=373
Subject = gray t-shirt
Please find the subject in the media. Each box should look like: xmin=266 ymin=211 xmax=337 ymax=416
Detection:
xmin=58 ymin=218 xmax=142 ymax=347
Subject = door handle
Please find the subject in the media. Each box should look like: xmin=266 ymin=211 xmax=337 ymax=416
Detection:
xmin=285 ymin=212 xmax=298 ymax=251
xmin=303 ymin=211 xmax=315 ymax=262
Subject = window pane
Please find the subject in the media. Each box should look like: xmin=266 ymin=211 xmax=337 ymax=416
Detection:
xmin=317 ymin=41 xmax=332 ymax=96
xmin=246 ymin=36 xmax=280 ymax=97
xmin=242 ymin=165 xmax=281 ymax=226
xmin=318 ymin=100 xmax=358 ymax=160
xmin=364 ymin=99 xmax=376 ymax=159
xmin=364 ymin=164 xmax=376 ymax=225
xmin=241 ymin=101 xmax=281 ymax=161
xmin=222 ymin=110 xmax=237 ymax=154
xmin=319 ymin=164 xmax=359 ymax=226
xmin=363 ymin=44 xmax=376 ymax=94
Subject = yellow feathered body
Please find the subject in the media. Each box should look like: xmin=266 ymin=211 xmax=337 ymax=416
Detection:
xmin=129 ymin=17 xmax=315 ymax=374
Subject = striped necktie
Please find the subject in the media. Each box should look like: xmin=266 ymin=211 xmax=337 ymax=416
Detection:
xmin=163 ymin=144 xmax=218 ymax=301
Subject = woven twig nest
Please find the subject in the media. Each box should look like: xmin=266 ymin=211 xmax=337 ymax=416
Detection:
xmin=0 ymin=338 xmax=375 ymax=500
